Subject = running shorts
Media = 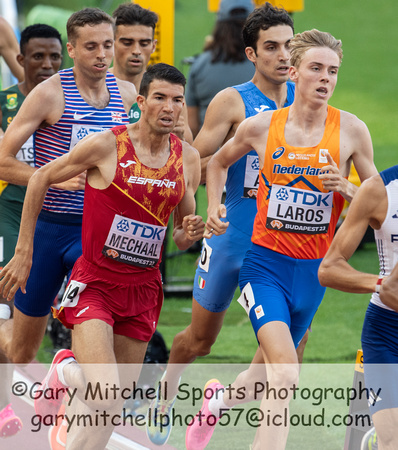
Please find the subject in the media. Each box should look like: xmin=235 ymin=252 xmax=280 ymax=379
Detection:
xmin=238 ymin=244 xmax=325 ymax=348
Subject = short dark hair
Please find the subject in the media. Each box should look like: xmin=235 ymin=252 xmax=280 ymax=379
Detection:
xmin=112 ymin=3 xmax=158 ymax=32
xmin=139 ymin=63 xmax=186 ymax=97
xmin=243 ymin=2 xmax=294 ymax=51
xmin=20 ymin=24 xmax=62 ymax=55
xmin=67 ymin=8 xmax=114 ymax=44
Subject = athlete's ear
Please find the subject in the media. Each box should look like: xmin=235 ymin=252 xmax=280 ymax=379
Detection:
xmin=245 ymin=46 xmax=257 ymax=64
xmin=136 ymin=94 xmax=145 ymax=111
xmin=16 ymin=53 xmax=24 ymax=67
xmin=289 ymin=66 xmax=298 ymax=83
xmin=151 ymin=39 xmax=157 ymax=55
xmin=66 ymin=42 xmax=75 ymax=60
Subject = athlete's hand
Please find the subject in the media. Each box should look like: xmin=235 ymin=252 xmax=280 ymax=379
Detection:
xmin=173 ymin=114 xmax=185 ymax=141
xmin=319 ymin=152 xmax=346 ymax=193
xmin=0 ymin=253 xmax=32 ymax=301
xmin=182 ymin=214 xmax=205 ymax=242
xmin=51 ymin=171 xmax=87 ymax=191
xmin=204 ymin=204 xmax=229 ymax=238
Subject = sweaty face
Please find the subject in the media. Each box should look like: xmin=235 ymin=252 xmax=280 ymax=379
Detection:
xmin=114 ymin=24 xmax=156 ymax=78
xmin=248 ymin=25 xmax=293 ymax=85
xmin=22 ymin=37 xmax=62 ymax=86
xmin=139 ymin=79 xmax=184 ymax=134
xmin=67 ymin=23 xmax=114 ymax=79
xmin=290 ymin=47 xmax=340 ymax=104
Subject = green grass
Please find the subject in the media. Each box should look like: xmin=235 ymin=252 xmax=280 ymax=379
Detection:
xmin=29 ymin=0 xmax=398 ymax=368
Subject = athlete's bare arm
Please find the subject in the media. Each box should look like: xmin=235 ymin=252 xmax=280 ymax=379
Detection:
xmin=0 ymin=17 xmax=24 ymax=82
xmin=318 ymin=175 xmax=387 ymax=293
xmin=193 ymin=88 xmax=245 ymax=183
xmin=205 ymin=112 xmax=271 ymax=237
xmin=172 ymin=142 xmax=204 ymax=250
xmin=0 ymin=130 xmax=112 ymax=300
xmin=0 ymin=74 xmax=64 ymax=185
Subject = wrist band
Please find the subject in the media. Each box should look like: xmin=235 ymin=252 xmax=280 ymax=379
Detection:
xmin=375 ymin=277 xmax=384 ymax=294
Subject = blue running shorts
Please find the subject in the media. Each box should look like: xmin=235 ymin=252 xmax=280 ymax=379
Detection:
xmin=238 ymin=244 xmax=325 ymax=348
xmin=361 ymin=302 xmax=398 ymax=414
xmin=14 ymin=211 xmax=82 ymax=317
xmin=193 ymin=221 xmax=252 ymax=312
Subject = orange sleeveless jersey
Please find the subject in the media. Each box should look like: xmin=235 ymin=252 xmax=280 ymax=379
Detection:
xmin=252 ymin=106 xmax=345 ymax=260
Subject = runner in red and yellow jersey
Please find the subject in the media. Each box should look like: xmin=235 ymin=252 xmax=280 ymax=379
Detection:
xmin=188 ymin=29 xmax=378 ymax=450
xmin=0 ymin=63 xmax=204 ymax=448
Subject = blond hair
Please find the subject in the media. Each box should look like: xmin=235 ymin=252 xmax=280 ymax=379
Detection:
xmin=290 ymin=29 xmax=343 ymax=68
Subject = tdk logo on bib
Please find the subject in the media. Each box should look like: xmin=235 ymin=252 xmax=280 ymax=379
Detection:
xmin=115 ymin=219 xmax=165 ymax=240
xmin=251 ymin=157 xmax=259 ymax=171
xmin=275 ymin=187 xmax=331 ymax=207
xmin=117 ymin=219 xmax=130 ymax=232
xmin=276 ymin=187 xmax=289 ymax=201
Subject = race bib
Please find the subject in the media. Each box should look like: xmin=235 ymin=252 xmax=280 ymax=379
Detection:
xmin=70 ymin=124 xmax=107 ymax=149
xmin=102 ymin=214 xmax=167 ymax=268
xmin=266 ymin=184 xmax=333 ymax=234
xmin=60 ymin=280 xmax=87 ymax=308
xmin=243 ymin=154 xmax=259 ymax=199
xmin=237 ymin=282 xmax=255 ymax=316
xmin=198 ymin=238 xmax=212 ymax=273
xmin=16 ymin=135 xmax=34 ymax=167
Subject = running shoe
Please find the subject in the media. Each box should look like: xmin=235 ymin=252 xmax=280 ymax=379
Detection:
xmin=0 ymin=404 xmax=22 ymax=438
xmin=146 ymin=384 xmax=176 ymax=445
xmin=48 ymin=402 xmax=67 ymax=449
xmin=185 ymin=379 xmax=224 ymax=450
xmin=360 ymin=426 xmax=378 ymax=450
xmin=34 ymin=348 xmax=75 ymax=420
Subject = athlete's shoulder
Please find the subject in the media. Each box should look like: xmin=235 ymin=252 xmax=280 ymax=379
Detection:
xmin=201 ymin=86 xmax=245 ymax=128
xmin=113 ymin=76 xmax=137 ymax=108
xmin=380 ymin=165 xmax=398 ymax=185
xmin=339 ymin=108 xmax=367 ymax=128
xmin=181 ymin=139 xmax=200 ymax=161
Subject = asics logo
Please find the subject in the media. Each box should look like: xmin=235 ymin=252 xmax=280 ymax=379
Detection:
xmin=73 ymin=111 xmax=96 ymax=120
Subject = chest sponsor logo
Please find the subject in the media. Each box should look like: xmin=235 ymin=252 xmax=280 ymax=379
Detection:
xmin=273 ymin=164 xmax=322 ymax=177
xmin=120 ymin=160 xmax=136 ymax=168
xmin=243 ymin=154 xmax=259 ymax=199
xmin=102 ymin=215 xmax=167 ymax=268
xmin=288 ymin=153 xmax=317 ymax=161
xmin=73 ymin=111 xmax=96 ymax=120
xmin=266 ymin=184 xmax=332 ymax=235
xmin=254 ymin=105 xmax=270 ymax=113
xmin=128 ymin=176 xmax=176 ymax=189
xmin=272 ymin=147 xmax=285 ymax=160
